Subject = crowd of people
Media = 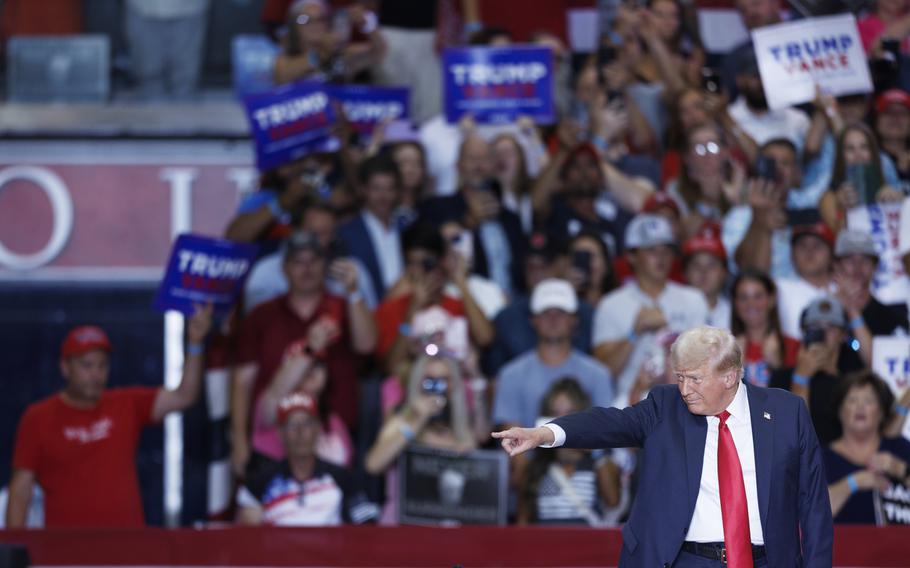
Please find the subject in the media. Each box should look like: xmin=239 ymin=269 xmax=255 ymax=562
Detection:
xmin=6 ymin=0 xmax=910 ymax=530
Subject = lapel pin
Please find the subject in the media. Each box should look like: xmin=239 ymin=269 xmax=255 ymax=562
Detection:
xmin=763 ymin=412 xmax=771 ymax=421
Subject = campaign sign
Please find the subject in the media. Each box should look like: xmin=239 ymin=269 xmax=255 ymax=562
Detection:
xmin=399 ymin=446 xmax=507 ymax=525
xmin=154 ymin=234 xmax=258 ymax=315
xmin=871 ymin=336 xmax=910 ymax=440
xmin=328 ymin=84 xmax=409 ymax=135
xmin=443 ymin=46 xmax=554 ymax=125
xmin=243 ymin=81 xmax=337 ymax=171
xmin=847 ymin=203 xmax=905 ymax=293
xmin=752 ymin=14 xmax=872 ymax=110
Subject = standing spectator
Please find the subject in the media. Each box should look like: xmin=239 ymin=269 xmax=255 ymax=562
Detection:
xmin=592 ymin=214 xmax=708 ymax=405
xmin=419 ymin=135 xmax=526 ymax=293
xmin=125 ymin=0 xmax=210 ymax=100
xmin=858 ymin=0 xmax=910 ymax=55
xmin=721 ymin=0 xmax=782 ymax=98
xmin=493 ymin=279 xmax=614 ymax=430
xmin=6 ymin=307 xmax=213 ymax=527
xmin=775 ymin=221 xmax=837 ymax=339
xmin=387 ymin=141 xmax=433 ymax=222
xmin=875 ymin=89 xmax=910 ymax=194
xmin=251 ymin=342 xmax=353 ymax=468
xmin=230 ymin=231 xmax=377 ymax=478
xmin=820 ymin=123 xmax=904 ymax=233
xmin=375 ymin=223 xmax=493 ymax=376
xmin=517 ymin=378 xmax=621 ymax=526
xmin=336 ymin=154 xmax=404 ymax=302
xmin=731 ymin=270 xmax=799 ymax=387
xmin=682 ymin=223 xmax=730 ymax=328
xmin=724 ymin=139 xmax=805 ymax=278
xmin=274 ymin=0 xmax=385 ymax=84
xmin=568 ymin=230 xmax=618 ymax=308
xmin=824 ymin=372 xmax=910 ymax=524
xmin=487 ymin=232 xmax=595 ymax=376
xmin=726 ymin=49 xmax=810 ymax=149
xmin=236 ymin=392 xmax=377 ymax=526
xmin=492 ymin=133 xmax=536 ymax=233
xmin=771 ymin=296 xmax=865 ymax=444
xmin=833 ymin=230 xmax=907 ymax=345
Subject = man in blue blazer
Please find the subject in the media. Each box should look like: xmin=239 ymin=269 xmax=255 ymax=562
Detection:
xmin=494 ymin=326 xmax=832 ymax=567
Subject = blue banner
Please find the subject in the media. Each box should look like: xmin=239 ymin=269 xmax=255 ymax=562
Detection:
xmin=328 ymin=84 xmax=410 ymax=135
xmin=443 ymin=46 xmax=554 ymax=125
xmin=154 ymin=234 xmax=258 ymax=315
xmin=243 ymin=81 xmax=338 ymax=171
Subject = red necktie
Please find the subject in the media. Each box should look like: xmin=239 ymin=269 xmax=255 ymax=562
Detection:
xmin=716 ymin=410 xmax=753 ymax=568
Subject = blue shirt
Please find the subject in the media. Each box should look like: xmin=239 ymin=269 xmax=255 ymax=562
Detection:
xmin=493 ymin=350 xmax=614 ymax=428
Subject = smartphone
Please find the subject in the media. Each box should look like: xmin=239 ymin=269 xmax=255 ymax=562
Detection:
xmin=597 ymin=45 xmax=616 ymax=68
xmin=572 ymin=250 xmax=592 ymax=288
xmin=421 ymin=376 xmax=449 ymax=396
xmin=803 ymin=327 xmax=826 ymax=346
xmin=882 ymin=37 xmax=901 ymax=62
xmin=326 ymin=238 xmax=348 ymax=263
xmin=701 ymin=67 xmax=722 ymax=94
xmin=755 ymin=156 xmax=777 ymax=182
xmin=846 ymin=163 xmax=881 ymax=206
xmin=450 ymin=230 xmax=474 ymax=266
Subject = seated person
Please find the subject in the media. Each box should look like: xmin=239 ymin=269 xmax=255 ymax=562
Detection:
xmin=824 ymin=371 xmax=910 ymax=525
xmin=236 ymin=392 xmax=377 ymax=526
xmin=517 ymin=378 xmax=620 ymax=526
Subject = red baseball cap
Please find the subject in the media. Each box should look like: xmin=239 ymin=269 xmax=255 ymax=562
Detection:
xmin=875 ymin=89 xmax=910 ymax=114
xmin=277 ymin=392 xmax=319 ymax=424
xmin=60 ymin=326 xmax=112 ymax=359
xmin=791 ymin=221 xmax=835 ymax=249
xmin=642 ymin=192 xmax=681 ymax=218
xmin=683 ymin=222 xmax=727 ymax=261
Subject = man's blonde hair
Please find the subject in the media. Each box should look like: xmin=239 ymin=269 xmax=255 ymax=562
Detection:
xmin=670 ymin=326 xmax=743 ymax=380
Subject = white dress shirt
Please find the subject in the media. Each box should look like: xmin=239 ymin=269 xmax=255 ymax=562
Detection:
xmin=362 ymin=210 xmax=403 ymax=291
xmin=543 ymin=382 xmax=764 ymax=544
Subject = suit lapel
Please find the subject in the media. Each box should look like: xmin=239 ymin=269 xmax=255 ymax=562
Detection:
xmin=683 ymin=406 xmax=708 ymax=514
xmin=746 ymin=382 xmax=772 ymax=531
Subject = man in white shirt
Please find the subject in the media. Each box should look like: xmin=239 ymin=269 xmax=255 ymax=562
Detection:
xmin=593 ymin=214 xmax=709 ymax=405
xmin=775 ymin=222 xmax=837 ymax=339
xmin=726 ymin=49 xmax=810 ymax=150
xmin=494 ymin=326 xmax=833 ymax=567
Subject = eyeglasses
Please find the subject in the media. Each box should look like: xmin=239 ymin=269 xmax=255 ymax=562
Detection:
xmin=692 ymin=142 xmax=721 ymax=157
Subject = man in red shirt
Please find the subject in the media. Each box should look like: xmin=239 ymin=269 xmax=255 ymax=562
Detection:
xmin=5 ymin=305 xmax=212 ymax=528
xmin=230 ymin=231 xmax=377 ymax=479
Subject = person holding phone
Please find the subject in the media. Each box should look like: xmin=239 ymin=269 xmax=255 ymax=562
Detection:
xmin=568 ymin=230 xmax=618 ymax=307
xmin=768 ymin=297 xmax=866 ymax=445
xmin=820 ymin=123 xmax=904 ymax=232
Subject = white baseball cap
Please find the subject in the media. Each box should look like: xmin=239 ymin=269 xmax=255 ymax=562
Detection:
xmin=624 ymin=214 xmax=676 ymax=250
xmin=530 ymin=279 xmax=578 ymax=315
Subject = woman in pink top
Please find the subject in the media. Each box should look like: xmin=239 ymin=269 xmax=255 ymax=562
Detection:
xmin=858 ymin=0 xmax=910 ymax=54
xmin=252 ymin=339 xmax=353 ymax=468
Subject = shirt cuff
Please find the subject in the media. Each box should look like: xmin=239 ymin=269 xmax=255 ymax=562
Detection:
xmin=539 ymin=423 xmax=566 ymax=448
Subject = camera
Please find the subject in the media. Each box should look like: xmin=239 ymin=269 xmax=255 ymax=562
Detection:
xmin=701 ymin=67 xmax=722 ymax=95
xmin=755 ymin=156 xmax=777 ymax=182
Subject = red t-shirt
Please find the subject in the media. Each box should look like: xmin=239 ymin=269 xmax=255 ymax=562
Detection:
xmin=12 ymin=387 xmax=159 ymax=527
xmin=374 ymin=294 xmax=466 ymax=361
xmin=236 ymin=293 xmax=361 ymax=429
xmin=742 ymin=336 xmax=800 ymax=387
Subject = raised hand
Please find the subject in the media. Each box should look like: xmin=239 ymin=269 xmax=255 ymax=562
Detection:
xmin=187 ymin=303 xmax=214 ymax=346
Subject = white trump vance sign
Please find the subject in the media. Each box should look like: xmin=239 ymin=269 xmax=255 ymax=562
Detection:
xmin=752 ymin=14 xmax=872 ymax=110
xmin=872 ymin=336 xmax=910 ymax=441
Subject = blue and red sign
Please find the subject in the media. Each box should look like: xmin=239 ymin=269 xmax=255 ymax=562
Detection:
xmin=243 ymin=81 xmax=338 ymax=171
xmin=328 ymin=84 xmax=410 ymax=135
xmin=443 ymin=46 xmax=554 ymax=125
xmin=154 ymin=234 xmax=258 ymax=315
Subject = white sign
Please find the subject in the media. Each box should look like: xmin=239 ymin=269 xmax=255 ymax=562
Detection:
xmin=847 ymin=203 xmax=905 ymax=293
xmin=752 ymin=14 xmax=872 ymax=110
xmin=872 ymin=336 xmax=910 ymax=440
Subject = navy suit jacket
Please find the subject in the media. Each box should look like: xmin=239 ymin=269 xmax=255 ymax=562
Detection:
xmin=553 ymin=383 xmax=832 ymax=568
xmin=337 ymin=213 xmax=389 ymax=300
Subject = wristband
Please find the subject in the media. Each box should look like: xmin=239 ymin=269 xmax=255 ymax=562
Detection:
xmin=591 ymin=134 xmax=609 ymax=153
xmin=398 ymin=422 xmax=416 ymax=441
xmin=895 ymin=404 xmax=909 ymax=417
xmin=849 ymin=315 xmax=865 ymax=331
xmin=347 ymin=290 xmax=363 ymax=304
xmin=627 ymin=329 xmax=638 ymax=344
xmin=186 ymin=344 xmax=205 ymax=356
xmin=398 ymin=323 xmax=412 ymax=338
xmin=359 ymin=11 xmax=378 ymax=34
xmin=792 ymin=373 xmax=810 ymax=388
xmin=847 ymin=473 xmax=859 ymax=494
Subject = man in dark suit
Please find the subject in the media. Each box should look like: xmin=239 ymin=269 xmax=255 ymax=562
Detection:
xmin=494 ymin=326 xmax=832 ymax=567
